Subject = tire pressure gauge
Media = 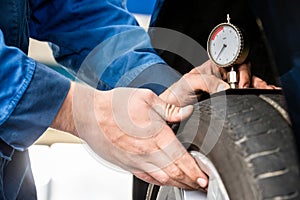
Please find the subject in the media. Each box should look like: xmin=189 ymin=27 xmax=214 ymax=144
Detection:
xmin=207 ymin=14 xmax=249 ymax=88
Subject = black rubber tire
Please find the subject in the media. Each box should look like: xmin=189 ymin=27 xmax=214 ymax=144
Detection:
xmin=148 ymin=90 xmax=300 ymax=200
xmin=133 ymin=176 xmax=149 ymax=200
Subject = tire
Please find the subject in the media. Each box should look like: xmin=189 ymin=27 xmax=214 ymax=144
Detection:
xmin=147 ymin=90 xmax=300 ymax=200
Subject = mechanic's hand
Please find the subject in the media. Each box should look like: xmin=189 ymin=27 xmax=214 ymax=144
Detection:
xmin=51 ymin=82 xmax=208 ymax=190
xmin=159 ymin=68 xmax=230 ymax=106
xmin=193 ymin=60 xmax=280 ymax=89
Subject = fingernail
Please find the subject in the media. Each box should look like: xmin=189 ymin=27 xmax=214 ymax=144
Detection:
xmin=181 ymin=105 xmax=193 ymax=117
xmin=217 ymin=84 xmax=229 ymax=92
xmin=243 ymin=84 xmax=250 ymax=88
xmin=197 ymin=178 xmax=207 ymax=188
xmin=217 ymin=84 xmax=224 ymax=92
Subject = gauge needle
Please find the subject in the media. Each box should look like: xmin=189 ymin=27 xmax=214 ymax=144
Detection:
xmin=216 ymin=44 xmax=227 ymax=60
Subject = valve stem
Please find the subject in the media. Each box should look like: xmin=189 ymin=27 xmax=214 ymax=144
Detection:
xmin=227 ymin=67 xmax=238 ymax=89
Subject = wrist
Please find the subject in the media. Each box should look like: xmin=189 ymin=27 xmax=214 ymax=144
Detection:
xmin=50 ymin=81 xmax=78 ymax=137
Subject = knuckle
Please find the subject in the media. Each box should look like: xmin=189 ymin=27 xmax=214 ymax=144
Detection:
xmin=183 ymin=73 xmax=193 ymax=80
xmin=143 ymin=89 xmax=155 ymax=97
xmin=142 ymin=175 xmax=153 ymax=183
xmin=158 ymin=176 xmax=170 ymax=185
xmin=134 ymin=173 xmax=154 ymax=183
xmin=132 ymin=141 xmax=150 ymax=154
xmin=190 ymin=68 xmax=199 ymax=73
xmin=171 ymin=168 xmax=184 ymax=180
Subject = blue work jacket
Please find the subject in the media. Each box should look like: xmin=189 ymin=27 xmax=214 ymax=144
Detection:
xmin=0 ymin=0 xmax=179 ymax=199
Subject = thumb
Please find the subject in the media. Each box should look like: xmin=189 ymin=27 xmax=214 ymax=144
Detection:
xmin=209 ymin=77 xmax=231 ymax=93
xmin=150 ymin=96 xmax=194 ymax=123
xmin=191 ymin=74 xmax=230 ymax=94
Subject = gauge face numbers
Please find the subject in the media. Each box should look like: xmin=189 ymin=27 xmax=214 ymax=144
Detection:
xmin=208 ymin=24 xmax=241 ymax=67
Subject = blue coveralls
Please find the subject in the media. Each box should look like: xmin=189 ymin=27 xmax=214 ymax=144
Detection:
xmin=0 ymin=0 xmax=179 ymax=199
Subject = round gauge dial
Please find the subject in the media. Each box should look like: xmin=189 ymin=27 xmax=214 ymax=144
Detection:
xmin=207 ymin=16 xmax=248 ymax=68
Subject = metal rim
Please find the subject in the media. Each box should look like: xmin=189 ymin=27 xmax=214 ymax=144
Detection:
xmin=146 ymin=151 xmax=230 ymax=200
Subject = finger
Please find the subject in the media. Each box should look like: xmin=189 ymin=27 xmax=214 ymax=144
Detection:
xmin=252 ymin=76 xmax=275 ymax=89
xmin=190 ymin=60 xmax=227 ymax=80
xmin=154 ymin=125 xmax=208 ymax=189
xmin=134 ymin=172 xmax=163 ymax=186
xmin=190 ymin=60 xmax=214 ymax=74
xmin=134 ymin=163 xmax=193 ymax=189
xmin=161 ymin=161 xmax=202 ymax=189
xmin=173 ymin=151 xmax=208 ymax=188
xmin=182 ymin=73 xmax=230 ymax=94
xmin=270 ymin=85 xmax=282 ymax=90
xmin=149 ymin=94 xmax=194 ymax=123
xmin=219 ymin=67 xmax=228 ymax=80
xmin=238 ymin=62 xmax=251 ymax=88
xmin=147 ymin=168 xmax=194 ymax=189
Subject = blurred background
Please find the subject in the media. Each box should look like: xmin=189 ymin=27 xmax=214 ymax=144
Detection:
xmin=28 ymin=0 xmax=156 ymax=199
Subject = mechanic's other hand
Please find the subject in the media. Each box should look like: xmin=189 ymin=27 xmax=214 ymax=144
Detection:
xmin=52 ymin=82 xmax=208 ymax=190
xmin=234 ymin=62 xmax=280 ymax=89
xmin=251 ymin=76 xmax=281 ymax=89
xmin=193 ymin=60 xmax=279 ymax=89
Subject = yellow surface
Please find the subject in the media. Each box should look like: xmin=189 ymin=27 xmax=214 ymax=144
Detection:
xmin=35 ymin=128 xmax=82 ymax=145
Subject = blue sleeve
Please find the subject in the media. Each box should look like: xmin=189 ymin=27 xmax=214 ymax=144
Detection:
xmin=0 ymin=30 xmax=70 ymax=157
xmin=28 ymin=0 xmax=180 ymax=93
xmin=281 ymin=67 xmax=300 ymax=134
